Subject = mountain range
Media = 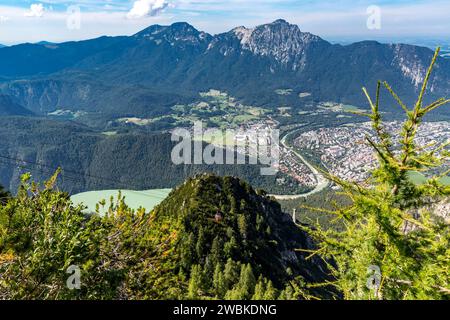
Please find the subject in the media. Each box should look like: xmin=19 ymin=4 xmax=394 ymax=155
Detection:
xmin=0 ymin=19 xmax=449 ymax=117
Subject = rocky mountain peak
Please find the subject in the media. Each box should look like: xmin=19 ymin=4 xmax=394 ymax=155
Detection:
xmin=134 ymin=22 xmax=211 ymax=45
xmin=230 ymin=20 xmax=329 ymax=70
xmin=232 ymin=26 xmax=255 ymax=44
xmin=270 ymin=19 xmax=289 ymax=25
xmin=133 ymin=24 xmax=167 ymax=37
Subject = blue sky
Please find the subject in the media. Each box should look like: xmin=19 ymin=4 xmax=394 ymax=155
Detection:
xmin=0 ymin=0 xmax=449 ymax=45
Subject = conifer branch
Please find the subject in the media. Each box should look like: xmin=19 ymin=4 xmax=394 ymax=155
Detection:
xmin=383 ymin=81 xmax=409 ymax=113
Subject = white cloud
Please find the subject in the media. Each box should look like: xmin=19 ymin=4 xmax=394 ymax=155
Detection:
xmin=24 ymin=3 xmax=45 ymax=18
xmin=127 ymin=0 xmax=170 ymax=19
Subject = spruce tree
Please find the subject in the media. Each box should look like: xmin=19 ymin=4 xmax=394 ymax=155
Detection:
xmin=196 ymin=227 xmax=206 ymax=261
xmin=213 ymin=263 xmax=226 ymax=298
xmin=223 ymin=258 xmax=239 ymax=290
xmin=252 ymin=276 xmax=266 ymax=300
xmin=237 ymin=263 xmax=256 ymax=300
xmin=203 ymin=255 xmax=214 ymax=289
xmin=180 ymin=232 xmax=195 ymax=271
xmin=188 ymin=265 xmax=203 ymax=299
xmin=237 ymin=214 xmax=248 ymax=239
xmin=263 ymin=280 xmax=278 ymax=300
xmin=210 ymin=235 xmax=222 ymax=265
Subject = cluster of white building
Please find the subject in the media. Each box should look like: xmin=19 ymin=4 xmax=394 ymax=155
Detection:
xmin=295 ymin=121 xmax=450 ymax=183
xmin=279 ymin=148 xmax=316 ymax=187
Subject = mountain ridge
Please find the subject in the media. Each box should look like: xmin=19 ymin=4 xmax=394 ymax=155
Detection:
xmin=0 ymin=20 xmax=449 ymax=116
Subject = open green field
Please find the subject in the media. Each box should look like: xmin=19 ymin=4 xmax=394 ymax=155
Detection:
xmin=317 ymin=102 xmax=365 ymax=114
xmin=71 ymin=189 xmax=172 ymax=215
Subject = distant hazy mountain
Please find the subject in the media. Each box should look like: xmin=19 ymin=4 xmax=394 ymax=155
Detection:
xmin=0 ymin=36 xmax=125 ymax=77
xmin=0 ymin=20 xmax=449 ymax=115
xmin=35 ymin=41 xmax=56 ymax=45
